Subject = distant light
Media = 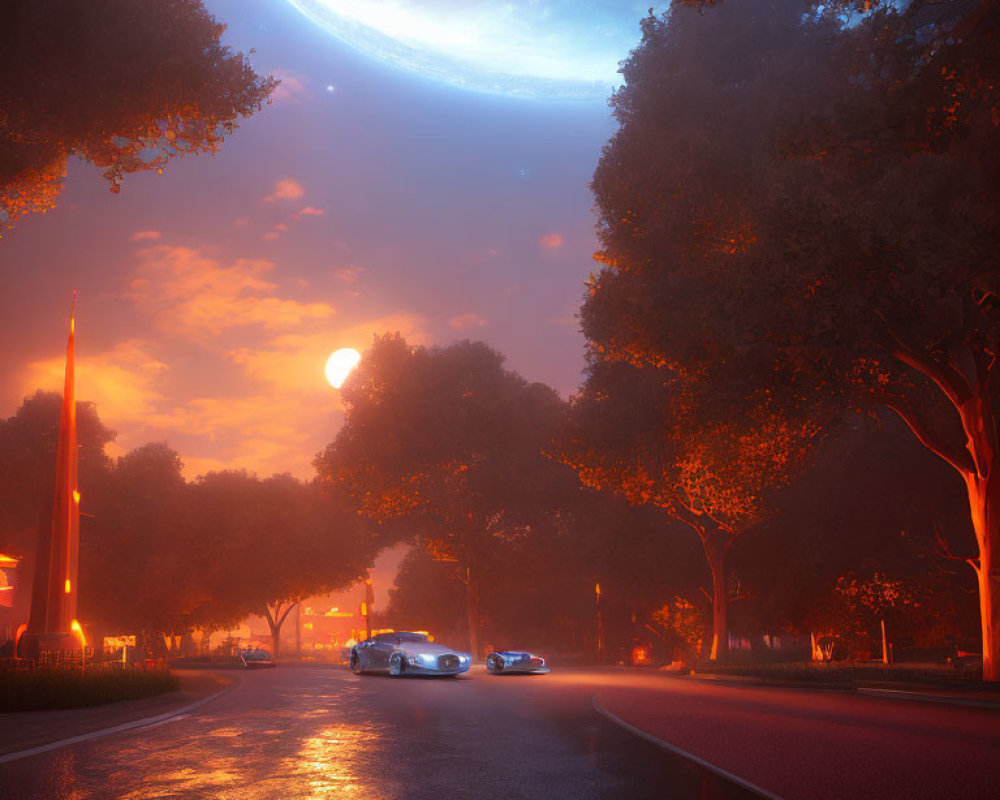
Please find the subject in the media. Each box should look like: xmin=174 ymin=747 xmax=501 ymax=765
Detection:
xmin=326 ymin=84 xmax=336 ymax=92
xmin=73 ymin=490 xmax=81 ymax=504
xmin=71 ymin=619 xmax=87 ymax=646
xmin=325 ymin=348 xmax=362 ymax=388
xmin=65 ymin=579 xmax=72 ymax=594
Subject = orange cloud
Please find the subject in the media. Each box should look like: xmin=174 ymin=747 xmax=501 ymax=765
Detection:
xmin=119 ymin=313 xmax=430 ymax=480
xmin=448 ymin=312 xmax=486 ymax=330
xmin=130 ymin=230 xmax=161 ymax=242
xmin=334 ymin=265 xmax=364 ymax=284
xmin=271 ymin=70 xmax=309 ymax=103
xmin=21 ymin=338 xmax=169 ymax=433
xmin=539 ymin=232 xmax=564 ymax=248
xmin=127 ymin=246 xmax=335 ymax=336
xmin=28 ymin=241 xmax=435 ymax=480
xmin=296 ymin=206 xmax=325 ymax=217
xmin=263 ymin=178 xmax=305 ymax=203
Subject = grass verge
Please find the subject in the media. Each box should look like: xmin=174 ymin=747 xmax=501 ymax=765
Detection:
xmin=0 ymin=667 xmax=179 ymax=712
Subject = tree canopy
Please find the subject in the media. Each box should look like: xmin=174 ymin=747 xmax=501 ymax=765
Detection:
xmin=315 ymin=334 xmax=578 ymax=657
xmin=0 ymin=0 xmax=277 ymax=234
xmin=585 ymin=0 xmax=1000 ymax=675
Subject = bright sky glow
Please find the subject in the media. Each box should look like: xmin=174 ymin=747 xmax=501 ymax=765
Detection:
xmin=285 ymin=0 xmax=668 ymax=99
xmin=325 ymin=348 xmax=362 ymax=388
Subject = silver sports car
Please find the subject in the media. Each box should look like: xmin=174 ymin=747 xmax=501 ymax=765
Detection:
xmin=485 ymin=650 xmax=550 ymax=674
xmin=350 ymin=632 xmax=471 ymax=677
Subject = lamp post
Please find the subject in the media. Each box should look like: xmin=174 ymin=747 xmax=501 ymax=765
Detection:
xmin=595 ymin=581 xmax=604 ymax=663
xmin=364 ymin=568 xmax=374 ymax=640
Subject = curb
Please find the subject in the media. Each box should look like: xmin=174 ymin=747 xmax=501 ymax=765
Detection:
xmin=0 ymin=676 xmax=240 ymax=764
xmin=592 ymin=694 xmax=784 ymax=800
xmin=856 ymin=686 xmax=1000 ymax=710
xmin=687 ymin=672 xmax=1000 ymax=709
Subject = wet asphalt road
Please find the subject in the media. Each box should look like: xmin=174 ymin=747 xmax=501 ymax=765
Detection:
xmin=0 ymin=665 xmax=759 ymax=800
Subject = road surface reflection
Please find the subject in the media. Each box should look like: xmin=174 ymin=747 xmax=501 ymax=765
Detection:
xmin=291 ymin=723 xmax=385 ymax=799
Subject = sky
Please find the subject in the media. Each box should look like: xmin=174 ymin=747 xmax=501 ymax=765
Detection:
xmin=0 ymin=0 xmax=658 ymax=606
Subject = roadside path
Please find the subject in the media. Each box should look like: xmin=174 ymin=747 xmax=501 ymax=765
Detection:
xmin=596 ymin=675 xmax=1000 ymax=800
xmin=0 ymin=670 xmax=235 ymax=759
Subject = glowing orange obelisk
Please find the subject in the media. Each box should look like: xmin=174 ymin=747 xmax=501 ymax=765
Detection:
xmin=21 ymin=293 xmax=83 ymax=656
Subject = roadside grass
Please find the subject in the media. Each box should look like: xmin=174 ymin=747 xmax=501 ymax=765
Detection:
xmin=0 ymin=666 xmax=179 ymax=711
xmin=689 ymin=660 xmax=997 ymax=690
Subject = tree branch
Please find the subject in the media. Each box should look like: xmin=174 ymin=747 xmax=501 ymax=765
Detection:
xmin=931 ymin=516 xmax=979 ymax=573
xmin=889 ymin=344 xmax=970 ymax=409
xmin=276 ymin=600 xmax=298 ymax=628
xmin=885 ymin=401 xmax=974 ymax=476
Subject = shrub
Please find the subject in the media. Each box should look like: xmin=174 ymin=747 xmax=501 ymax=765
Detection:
xmin=0 ymin=665 xmax=178 ymax=711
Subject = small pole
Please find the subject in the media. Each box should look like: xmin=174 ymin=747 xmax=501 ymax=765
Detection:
xmin=365 ymin=569 xmax=374 ymax=640
xmin=595 ymin=581 xmax=603 ymax=663
xmin=295 ymin=602 xmax=302 ymax=657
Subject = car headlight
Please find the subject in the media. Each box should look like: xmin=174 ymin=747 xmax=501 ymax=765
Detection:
xmin=459 ymin=655 xmax=470 ymax=664
xmin=406 ymin=654 xmax=425 ymax=666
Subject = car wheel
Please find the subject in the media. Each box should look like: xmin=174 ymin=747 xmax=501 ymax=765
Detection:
xmin=350 ymin=650 xmax=362 ymax=674
xmin=389 ymin=653 xmax=405 ymax=677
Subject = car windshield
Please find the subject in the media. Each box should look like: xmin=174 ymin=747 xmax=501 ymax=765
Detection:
xmin=396 ymin=632 xmax=428 ymax=643
xmin=244 ymin=649 xmax=271 ymax=660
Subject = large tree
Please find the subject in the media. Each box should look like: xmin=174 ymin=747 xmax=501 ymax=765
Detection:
xmin=190 ymin=471 xmax=369 ymax=658
xmin=564 ymin=361 xmax=817 ymax=663
xmin=588 ymin=0 xmax=1000 ymax=677
xmin=0 ymin=0 xmax=276 ymax=234
xmin=768 ymin=0 xmax=1000 ymax=679
xmin=315 ymin=334 xmax=572 ymax=658
xmin=576 ymin=0 xmax=830 ymax=664
xmin=82 ymin=443 xmax=196 ymax=641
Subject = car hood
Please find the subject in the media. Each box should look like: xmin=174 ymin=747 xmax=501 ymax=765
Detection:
xmin=398 ymin=641 xmax=469 ymax=658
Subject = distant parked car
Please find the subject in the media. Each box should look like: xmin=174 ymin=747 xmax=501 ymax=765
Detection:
xmin=485 ymin=650 xmax=550 ymax=674
xmin=350 ymin=632 xmax=470 ymax=677
xmin=240 ymin=648 xmax=275 ymax=669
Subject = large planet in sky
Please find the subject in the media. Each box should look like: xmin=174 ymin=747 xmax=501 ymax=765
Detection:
xmin=285 ymin=0 xmax=670 ymax=101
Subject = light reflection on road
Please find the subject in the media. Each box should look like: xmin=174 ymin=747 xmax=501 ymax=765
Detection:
xmin=291 ymin=723 xmax=386 ymax=800
xmin=68 ymin=672 xmax=388 ymax=799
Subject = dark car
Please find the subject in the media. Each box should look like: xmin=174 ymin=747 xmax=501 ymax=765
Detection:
xmin=240 ymin=648 xmax=275 ymax=669
xmin=485 ymin=650 xmax=550 ymax=674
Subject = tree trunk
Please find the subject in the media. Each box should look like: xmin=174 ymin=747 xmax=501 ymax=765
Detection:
xmin=890 ymin=348 xmax=1000 ymax=681
xmin=264 ymin=600 xmax=298 ymax=660
xmin=465 ymin=565 xmax=479 ymax=660
xmin=704 ymin=534 xmax=730 ymax=664
xmin=268 ymin=617 xmax=281 ymax=659
xmin=964 ymin=472 xmax=1000 ymax=681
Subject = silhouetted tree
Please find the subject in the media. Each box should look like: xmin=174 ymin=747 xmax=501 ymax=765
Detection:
xmin=82 ymin=443 xmax=195 ymax=639
xmin=0 ymin=0 xmax=277 ymax=234
xmin=0 ymin=391 xmax=113 ymax=622
xmin=190 ymin=471 xmax=368 ymax=658
xmin=315 ymin=334 xmax=573 ymax=658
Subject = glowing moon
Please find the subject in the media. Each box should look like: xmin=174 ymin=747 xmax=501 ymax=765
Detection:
xmin=325 ymin=348 xmax=362 ymax=388
xmin=285 ymin=0 xmax=669 ymax=101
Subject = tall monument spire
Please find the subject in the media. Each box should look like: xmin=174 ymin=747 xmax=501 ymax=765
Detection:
xmin=21 ymin=292 xmax=83 ymax=656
